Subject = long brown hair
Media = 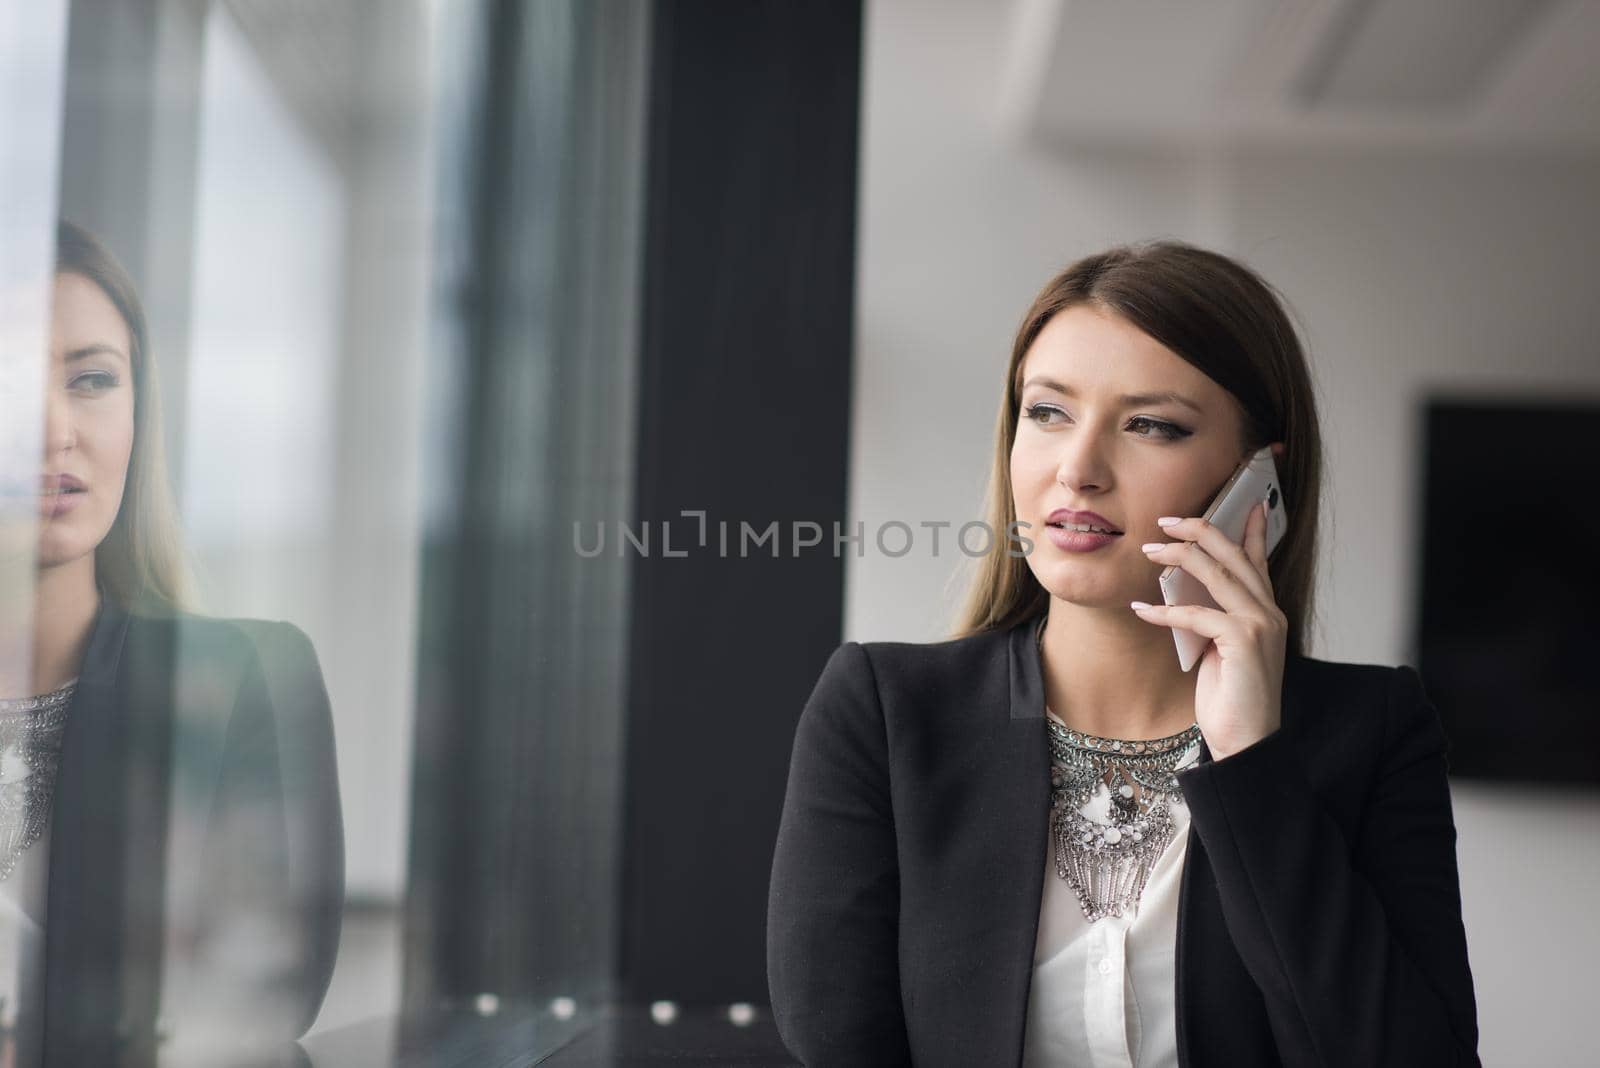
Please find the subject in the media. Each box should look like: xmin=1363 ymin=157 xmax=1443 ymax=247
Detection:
xmin=55 ymin=220 xmax=191 ymax=613
xmin=954 ymin=240 xmax=1324 ymax=658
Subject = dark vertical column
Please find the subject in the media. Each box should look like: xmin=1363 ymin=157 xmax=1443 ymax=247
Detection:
xmin=56 ymin=0 xmax=207 ymax=488
xmin=620 ymin=0 xmax=864 ymax=1005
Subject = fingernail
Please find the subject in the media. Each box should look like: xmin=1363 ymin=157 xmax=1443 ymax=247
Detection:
xmin=1130 ymin=600 xmax=1153 ymax=611
xmin=1141 ymin=542 xmax=1165 ymax=553
xmin=1156 ymin=516 xmax=1180 ymax=527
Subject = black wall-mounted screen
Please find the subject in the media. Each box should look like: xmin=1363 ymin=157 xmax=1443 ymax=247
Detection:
xmin=1414 ymin=397 xmax=1600 ymax=785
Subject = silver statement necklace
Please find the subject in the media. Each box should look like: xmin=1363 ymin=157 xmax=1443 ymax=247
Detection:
xmin=0 ymin=679 xmax=74 ymax=881
xmin=1036 ymin=618 xmax=1203 ymax=921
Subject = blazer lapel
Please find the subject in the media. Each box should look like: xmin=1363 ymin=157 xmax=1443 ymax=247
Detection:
xmin=979 ymin=618 xmax=1051 ymax=1067
xmin=43 ymin=597 xmax=175 ymax=1062
xmin=42 ymin=594 xmax=132 ymax=1060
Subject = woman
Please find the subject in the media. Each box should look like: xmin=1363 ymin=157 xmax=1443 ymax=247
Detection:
xmin=0 ymin=221 xmax=342 ymax=1065
xmin=766 ymin=242 xmax=1479 ymax=1067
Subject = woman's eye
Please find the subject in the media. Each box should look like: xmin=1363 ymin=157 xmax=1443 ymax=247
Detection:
xmin=1022 ymin=403 xmax=1066 ymax=426
xmin=1127 ymin=416 xmax=1190 ymax=441
xmin=1022 ymin=405 xmax=1190 ymax=441
xmin=70 ymin=371 xmax=119 ymax=392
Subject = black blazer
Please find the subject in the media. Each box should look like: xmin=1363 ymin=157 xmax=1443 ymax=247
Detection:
xmin=40 ymin=595 xmax=343 ymax=1065
xmin=767 ymin=617 xmax=1480 ymax=1067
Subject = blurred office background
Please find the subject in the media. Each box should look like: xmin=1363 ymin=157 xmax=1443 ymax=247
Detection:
xmin=849 ymin=6 xmax=1599 ymax=1068
xmin=1 ymin=0 xmax=1596 ymax=1064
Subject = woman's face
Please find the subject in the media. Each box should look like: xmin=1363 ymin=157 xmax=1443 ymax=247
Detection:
xmin=36 ymin=271 xmax=136 ymax=572
xmin=1010 ymin=303 xmax=1249 ymax=609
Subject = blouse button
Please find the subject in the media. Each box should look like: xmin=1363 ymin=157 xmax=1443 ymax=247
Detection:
xmin=1098 ymin=959 xmax=1112 ymax=975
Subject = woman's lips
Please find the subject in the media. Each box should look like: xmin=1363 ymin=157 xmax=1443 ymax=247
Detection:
xmin=39 ymin=486 xmax=86 ymax=518
xmin=1045 ymin=524 xmax=1120 ymax=552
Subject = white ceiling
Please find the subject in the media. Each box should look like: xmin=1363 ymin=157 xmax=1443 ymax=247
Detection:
xmin=999 ymin=0 xmax=1600 ymax=155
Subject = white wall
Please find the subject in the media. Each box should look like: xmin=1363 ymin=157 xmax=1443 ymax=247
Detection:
xmin=848 ymin=0 xmax=1199 ymax=642
xmin=1219 ymin=150 xmax=1600 ymax=663
xmin=850 ymin=1 xmax=1600 ymax=1063
xmin=1196 ymin=145 xmax=1600 ymax=1068
xmin=185 ymin=4 xmax=432 ymax=910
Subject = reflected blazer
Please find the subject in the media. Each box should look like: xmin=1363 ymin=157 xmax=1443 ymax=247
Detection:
xmin=766 ymin=617 xmax=1481 ymax=1067
xmin=42 ymin=595 xmax=343 ymax=1064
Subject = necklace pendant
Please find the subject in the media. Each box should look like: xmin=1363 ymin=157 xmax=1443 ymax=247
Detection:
xmin=0 ymin=681 xmax=74 ymax=882
xmin=1045 ymin=715 xmax=1199 ymax=920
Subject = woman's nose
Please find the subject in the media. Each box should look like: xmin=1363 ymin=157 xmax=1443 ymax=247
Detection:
xmin=1054 ymin=435 xmax=1110 ymax=494
xmin=43 ymin=389 xmax=75 ymax=454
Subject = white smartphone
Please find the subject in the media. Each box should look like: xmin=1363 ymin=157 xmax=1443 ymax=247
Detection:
xmin=1157 ymin=445 xmax=1288 ymax=672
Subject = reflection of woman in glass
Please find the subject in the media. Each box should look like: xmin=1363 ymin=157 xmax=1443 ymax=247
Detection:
xmin=0 ymin=221 xmax=342 ymax=1064
xmin=768 ymin=242 xmax=1479 ymax=1066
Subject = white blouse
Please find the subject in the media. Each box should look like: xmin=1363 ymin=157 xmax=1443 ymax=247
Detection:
xmin=1021 ymin=710 xmax=1197 ymax=1068
xmin=0 ymin=829 xmax=50 ymax=1063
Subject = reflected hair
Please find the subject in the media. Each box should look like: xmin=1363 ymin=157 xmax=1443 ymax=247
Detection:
xmin=56 ymin=220 xmax=191 ymax=614
xmin=953 ymin=239 xmax=1324 ymax=658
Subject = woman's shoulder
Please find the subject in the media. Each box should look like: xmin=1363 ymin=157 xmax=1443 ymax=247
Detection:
xmin=1282 ymin=652 xmax=1441 ymax=754
xmin=851 ymin=626 xmax=1011 ymax=673
xmin=1284 ymin=651 xmax=1424 ymax=703
xmin=812 ymin=626 xmax=1014 ymax=709
xmin=113 ymin=611 xmax=333 ymax=764
xmin=126 ymin=608 xmax=306 ymax=649
xmin=121 ymin=609 xmax=323 ymax=687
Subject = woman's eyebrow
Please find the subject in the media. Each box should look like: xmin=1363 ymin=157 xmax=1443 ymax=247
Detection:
xmin=1021 ymin=376 xmax=1203 ymax=415
xmin=65 ymin=343 xmax=128 ymax=364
